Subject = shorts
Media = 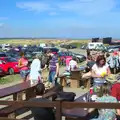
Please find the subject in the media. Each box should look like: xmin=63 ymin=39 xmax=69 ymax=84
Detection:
xmin=20 ymin=70 xmax=30 ymax=78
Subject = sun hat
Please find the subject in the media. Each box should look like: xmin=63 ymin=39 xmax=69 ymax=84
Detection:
xmin=106 ymin=74 xmax=117 ymax=83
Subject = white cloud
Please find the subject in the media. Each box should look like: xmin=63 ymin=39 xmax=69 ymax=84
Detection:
xmin=57 ymin=0 xmax=116 ymax=15
xmin=16 ymin=2 xmax=54 ymax=13
xmin=16 ymin=0 xmax=117 ymax=16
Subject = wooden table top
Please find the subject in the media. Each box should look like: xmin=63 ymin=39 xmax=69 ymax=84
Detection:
xmin=0 ymin=81 xmax=36 ymax=98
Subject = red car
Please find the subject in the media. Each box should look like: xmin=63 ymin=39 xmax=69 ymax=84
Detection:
xmin=0 ymin=57 xmax=20 ymax=75
xmin=58 ymin=52 xmax=72 ymax=65
xmin=0 ymin=67 xmax=5 ymax=76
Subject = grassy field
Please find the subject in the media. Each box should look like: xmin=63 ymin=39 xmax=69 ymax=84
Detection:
xmin=0 ymin=74 xmax=21 ymax=84
xmin=0 ymin=39 xmax=90 ymax=46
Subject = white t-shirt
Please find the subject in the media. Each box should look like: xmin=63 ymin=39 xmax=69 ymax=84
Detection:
xmin=29 ymin=59 xmax=41 ymax=81
xmin=68 ymin=60 xmax=77 ymax=71
xmin=92 ymin=63 xmax=109 ymax=76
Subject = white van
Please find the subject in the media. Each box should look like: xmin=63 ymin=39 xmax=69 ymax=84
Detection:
xmin=88 ymin=42 xmax=105 ymax=50
xmin=40 ymin=43 xmax=46 ymax=48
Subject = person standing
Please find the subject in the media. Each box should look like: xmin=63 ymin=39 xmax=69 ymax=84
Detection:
xmin=47 ymin=50 xmax=59 ymax=86
xmin=18 ymin=51 xmax=29 ymax=81
xmin=29 ymin=54 xmax=42 ymax=85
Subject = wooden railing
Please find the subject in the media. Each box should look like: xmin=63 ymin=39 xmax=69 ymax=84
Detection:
xmin=0 ymin=100 xmax=120 ymax=120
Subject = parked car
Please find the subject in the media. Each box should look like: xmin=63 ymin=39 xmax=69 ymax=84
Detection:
xmin=60 ymin=44 xmax=77 ymax=49
xmin=72 ymin=53 xmax=86 ymax=62
xmin=0 ymin=57 xmax=19 ymax=75
xmin=80 ymin=44 xmax=88 ymax=49
xmin=58 ymin=52 xmax=73 ymax=65
xmin=58 ymin=51 xmax=86 ymax=65
xmin=42 ymin=47 xmax=59 ymax=54
xmin=2 ymin=44 xmax=11 ymax=51
xmin=107 ymin=46 xmax=120 ymax=52
xmin=0 ymin=67 xmax=5 ymax=76
xmin=0 ymin=52 xmax=7 ymax=58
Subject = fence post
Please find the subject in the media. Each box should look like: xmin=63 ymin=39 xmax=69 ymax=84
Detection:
xmin=56 ymin=101 xmax=62 ymax=120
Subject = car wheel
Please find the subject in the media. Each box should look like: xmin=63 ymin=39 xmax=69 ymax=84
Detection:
xmin=8 ymin=68 xmax=14 ymax=75
xmin=76 ymin=58 xmax=80 ymax=63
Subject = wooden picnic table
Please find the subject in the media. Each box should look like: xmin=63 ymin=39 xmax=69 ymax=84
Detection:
xmin=0 ymin=81 xmax=36 ymax=101
xmin=0 ymin=81 xmax=37 ymax=118
xmin=70 ymin=68 xmax=91 ymax=88
xmin=62 ymin=92 xmax=90 ymax=120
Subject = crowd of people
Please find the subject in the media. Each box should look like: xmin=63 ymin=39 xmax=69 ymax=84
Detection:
xmin=83 ymin=50 xmax=120 ymax=120
xmin=17 ymin=49 xmax=120 ymax=120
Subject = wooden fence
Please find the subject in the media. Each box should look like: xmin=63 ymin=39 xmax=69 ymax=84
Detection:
xmin=0 ymin=100 xmax=120 ymax=120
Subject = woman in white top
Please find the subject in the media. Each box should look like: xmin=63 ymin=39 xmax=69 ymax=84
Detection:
xmin=29 ymin=54 xmax=42 ymax=85
xmin=92 ymin=55 xmax=111 ymax=86
xmin=68 ymin=56 xmax=78 ymax=71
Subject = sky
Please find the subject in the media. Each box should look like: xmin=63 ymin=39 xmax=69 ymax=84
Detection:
xmin=0 ymin=0 xmax=120 ymax=38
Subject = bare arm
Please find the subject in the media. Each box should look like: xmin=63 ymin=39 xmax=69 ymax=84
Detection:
xmin=56 ymin=63 xmax=59 ymax=76
xmin=107 ymin=67 xmax=111 ymax=75
xmin=18 ymin=59 xmax=24 ymax=68
xmin=91 ymin=69 xmax=102 ymax=78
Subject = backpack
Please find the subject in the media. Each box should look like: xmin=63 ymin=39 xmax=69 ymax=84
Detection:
xmin=57 ymin=92 xmax=76 ymax=101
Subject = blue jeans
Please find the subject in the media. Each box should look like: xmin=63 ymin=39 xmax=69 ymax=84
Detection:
xmin=48 ymin=71 xmax=56 ymax=85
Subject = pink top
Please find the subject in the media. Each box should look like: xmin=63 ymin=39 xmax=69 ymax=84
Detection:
xmin=66 ymin=57 xmax=72 ymax=66
xmin=19 ymin=58 xmax=28 ymax=70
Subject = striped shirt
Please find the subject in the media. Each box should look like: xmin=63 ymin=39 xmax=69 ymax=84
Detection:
xmin=49 ymin=55 xmax=58 ymax=72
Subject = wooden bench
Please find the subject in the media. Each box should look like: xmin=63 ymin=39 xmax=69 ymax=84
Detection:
xmin=0 ymin=81 xmax=37 ymax=118
xmin=0 ymin=81 xmax=37 ymax=100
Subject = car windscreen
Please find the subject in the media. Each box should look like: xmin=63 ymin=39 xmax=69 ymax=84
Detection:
xmin=50 ymin=48 xmax=59 ymax=52
xmin=0 ymin=54 xmax=6 ymax=57
xmin=5 ymin=58 xmax=17 ymax=62
xmin=58 ymin=52 xmax=64 ymax=56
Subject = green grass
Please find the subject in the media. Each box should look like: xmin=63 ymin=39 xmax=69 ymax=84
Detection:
xmin=0 ymin=39 xmax=90 ymax=45
xmin=0 ymin=74 xmax=21 ymax=84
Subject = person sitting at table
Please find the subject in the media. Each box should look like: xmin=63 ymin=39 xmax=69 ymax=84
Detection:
xmin=65 ymin=57 xmax=72 ymax=72
xmin=29 ymin=83 xmax=55 ymax=120
xmin=91 ymin=55 xmax=111 ymax=87
xmin=68 ymin=56 xmax=78 ymax=71
xmin=89 ymin=83 xmax=118 ymax=120
xmin=111 ymin=79 xmax=120 ymax=101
